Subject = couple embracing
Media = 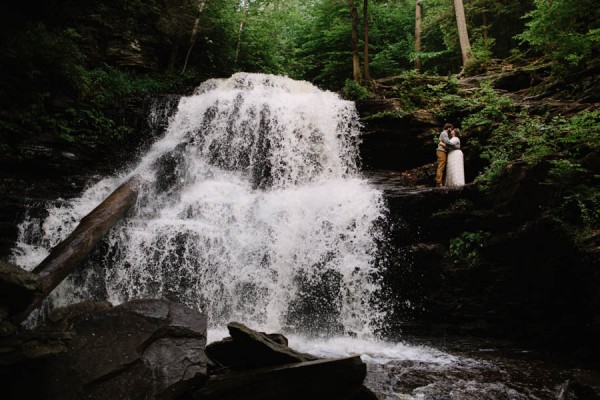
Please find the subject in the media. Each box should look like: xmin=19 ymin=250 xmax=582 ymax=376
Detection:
xmin=436 ymin=123 xmax=465 ymax=187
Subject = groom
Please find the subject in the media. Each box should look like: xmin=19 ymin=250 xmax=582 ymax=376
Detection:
xmin=436 ymin=123 xmax=457 ymax=187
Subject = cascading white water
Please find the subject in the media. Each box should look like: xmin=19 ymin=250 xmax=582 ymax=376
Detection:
xmin=12 ymin=73 xmax=563 ymax=400
xmin=12 ymin=73 xmax=387 ymax=337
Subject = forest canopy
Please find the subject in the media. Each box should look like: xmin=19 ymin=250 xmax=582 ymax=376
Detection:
xmin=0 ymin=0 xmax=598 ymax=143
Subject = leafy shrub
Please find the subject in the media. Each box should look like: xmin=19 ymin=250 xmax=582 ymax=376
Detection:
xmin=342 ymin=79 xmax=371 ymax=101
xmin=516 ymin=0 xmax=600 ymax=74
xmin=460 ymin=83 xmax=515 ymax=131
xmin=361 ymin=111 xmax=409 ymax=122
xmin=470 ymin=101 xmax=600 ymax=233
xmin=449 ymin=231 xmax=491 ymax=267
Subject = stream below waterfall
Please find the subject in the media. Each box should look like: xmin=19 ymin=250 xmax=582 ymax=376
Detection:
xmin=10 ymin=73 xmax=598 ymax=399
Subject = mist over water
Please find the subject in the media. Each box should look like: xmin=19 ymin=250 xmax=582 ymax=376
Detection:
xmin=12 ymin=73 xmax=388 ymax=337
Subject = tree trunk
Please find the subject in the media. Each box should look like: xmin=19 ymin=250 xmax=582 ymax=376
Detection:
xmin=167 ymin=43 xmax=180 ymax=74
xmin=453 ymin=0 xmax=474 ymax=69
xmin=363 ymin=0 xmax=371 ymax=82
xmin=13 ymin=176 xmax=142 ymax=323
xmin=181 ymin=0 xmax=208 ymax=75
xmin=414 ymin=0 xmax=423 ymax=70
xmin=482 ymin=9 xmax=488 ymax=42
xmin=348 ymin=0 xmax=361 ymax=82
xmin=234 ymin=1 xmax=251 ymax=70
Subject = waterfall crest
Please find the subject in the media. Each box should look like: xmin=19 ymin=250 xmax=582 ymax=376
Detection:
xmin=12 ymin=73 xmax=388 ymax=337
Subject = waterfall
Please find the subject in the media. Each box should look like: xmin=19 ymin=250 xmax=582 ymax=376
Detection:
xmin=12 ymin=73 xmax=388 ymax=337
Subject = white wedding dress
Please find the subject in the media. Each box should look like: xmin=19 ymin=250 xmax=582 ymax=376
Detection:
xmin=445 ymin=137 xmax=465 ymax=187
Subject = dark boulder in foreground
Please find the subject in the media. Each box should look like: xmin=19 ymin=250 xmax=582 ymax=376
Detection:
xmin=207 ymin=321 xmax=318 ymax=371
xmin=0 ymin=260 xmax=70 ymax=366
xmin=194 ymin=356 xmax=367 ymax=400
xmin=0 ymin=265 xmax=376 ymax=400
xmin=204 ymin=322 xmax=377 ymax=400
xmin=0 ymin=260 xmax=41 ymax=318
xmin=6 ymin=299 xmax=208 ymax=400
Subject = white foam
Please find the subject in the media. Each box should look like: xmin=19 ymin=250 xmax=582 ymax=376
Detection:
xmin=11 ymin=73 xmax=388 ymax=338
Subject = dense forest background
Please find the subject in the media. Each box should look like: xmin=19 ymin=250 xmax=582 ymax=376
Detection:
xmin=1 ymin=0 xmax=598 ymax=133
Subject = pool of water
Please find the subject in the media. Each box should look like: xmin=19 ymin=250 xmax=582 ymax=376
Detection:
xmin=270 ymin=332 xmax=598 ymax=400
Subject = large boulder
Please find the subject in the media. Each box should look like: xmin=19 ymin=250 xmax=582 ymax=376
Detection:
xmin=194 ymin=356 xmax=367 ymax=400
xmin=7 ymin=299 xmax=208 ymax=400
xmin=205 ymin=322 xmax=377 ymax=399
xmin=207 ymin=322 xmax=317 ymax=371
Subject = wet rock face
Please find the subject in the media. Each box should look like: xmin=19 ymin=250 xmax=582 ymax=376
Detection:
xmin=369 ymin=166 xmax=599 ymax=354
xmin=8 ymin=299 xmax=208 ymax=400
xmin=0 ymin=260 xmax=41 ymax=317
xmin=357 ymin=99 xmax=440 ymax=172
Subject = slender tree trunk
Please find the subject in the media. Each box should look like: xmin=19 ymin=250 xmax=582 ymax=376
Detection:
xmin=348 ymin=0 xmax=361 ymax=82
xmin=453 ymin=0 xmax=475 ymax=69
xmin=167 ymin=43 xmax=180 ymax=74
xmin=181 ymin=0 xmax=207 ymax=75
xmin=414 ymin=0 xmax=423 ymax=70
xmin=363 ymin=0 xmax=371 ymax=82
xmin=482 ymin=9 xmax=488 ymax=42
xmin=234 ymin=1 xmax=251 ymax=70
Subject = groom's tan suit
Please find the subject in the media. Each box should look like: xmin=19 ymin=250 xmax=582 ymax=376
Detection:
xmin=436 ymin=129 xmax=456 ymax=186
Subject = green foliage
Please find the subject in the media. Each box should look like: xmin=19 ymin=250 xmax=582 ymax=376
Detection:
xmin=470 ymin=100 xmax=600 ymax=229
xmin=577 ymin=194 xmax=600 ymax=229
xmin=432 ymin=198 xmax=476 ymax=218
xmin=549 ymin=159 xmax=600 ymax=229
xmin=470 ymin=37 xmax=496 ymax=68
xmin=432 ymin=81 xmax=514 ymax=125
xmin=517 ymin=0 xmax=600 ymax=73
xmin=292 ymin=0 xmax=416 ymax=89
xmin=558 ymin=109 xmax=600 ymax=156
xmin=1 ymin=23 xmax=86 ymax=106
xmin=420 ymin=0 xmax=536 ymax=73
xmin=80 ymin=67 xmax=171 ymax=107
xmin=462 ymin=84 xmax=513 ymax=127
xmin=449 ymin=231 xmax=490 ymax=267
xmin=0 ymin=23 xmax=189 ymax=146
xmin=341 ymin=79 xmax=371 ymax=102
xmin=361 ymin=111 xmax=409 ymax=122
xmin=367 ymin=1 xmax=415 ymax=77
xmin=293 ymin=0 xmax=353 ymax=89
xmin=384 ymin=71 xmax=462 ymax=113
xmin=234 ymin=1 xmax=298 ymax=74
xmin=420 ymin=0 xmax=461 ymax=73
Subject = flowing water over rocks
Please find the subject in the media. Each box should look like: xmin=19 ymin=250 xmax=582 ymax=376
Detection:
xmin=12 ymin=73 xmax=388 ymax=337
xmin=9 ymin=73 xmax=600 ymax=399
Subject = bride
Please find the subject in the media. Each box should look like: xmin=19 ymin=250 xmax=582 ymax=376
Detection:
xmin=445 ymin=128 xmax=465 ymax=187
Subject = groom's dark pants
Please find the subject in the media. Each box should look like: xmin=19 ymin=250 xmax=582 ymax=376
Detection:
xmin=436 ymin=150 xmax=447 ymax=186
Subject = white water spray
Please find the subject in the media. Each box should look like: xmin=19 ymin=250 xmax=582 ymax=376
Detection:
xmin=12 ymin=73 xmax=387 ymax=337
xmin=13 ymin=74 xmax=553 ymax=400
